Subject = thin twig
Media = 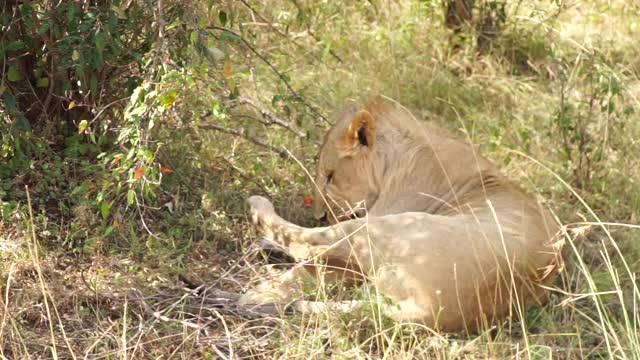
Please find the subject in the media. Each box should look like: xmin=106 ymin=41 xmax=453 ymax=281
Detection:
xmin=199 ymin=114 xmax=289 ymax=158
xmin=0 ymin=264 xmax=15 ymax=343
xmin=156 ymin=0 xmax=165 ymax=60
xmin=207 ymin=25 xmax=329 ymax=124
xmin=237 ymin=97 xmax=308 ymax=139
xmin=88 ymin=97 xmax=129 ymax=126
xmin=220 ymin=157 xmax=272 ymax=195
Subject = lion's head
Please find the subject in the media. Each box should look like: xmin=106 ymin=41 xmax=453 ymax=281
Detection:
xmin=312 ymin=102 xmax=386 ymax=223
xmin=312 ymin=97 xmax=506 ymax=223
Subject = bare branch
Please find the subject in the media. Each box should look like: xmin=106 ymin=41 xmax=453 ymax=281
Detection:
xmin=199 ymin=114 xmax=289 ymax=158
xmin=156 ymin=0 xmax=165 ymax=59
xmin=238 ymin=97 xmax=309 ymax=139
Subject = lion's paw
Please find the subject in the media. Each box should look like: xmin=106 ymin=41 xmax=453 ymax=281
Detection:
xmin=246 ymin=195 xmax=276 ymax=233
xmin=237 ymin=286 xmax=290 ymax=306
xmin=247 ymin=195 xmax=275 ymax=212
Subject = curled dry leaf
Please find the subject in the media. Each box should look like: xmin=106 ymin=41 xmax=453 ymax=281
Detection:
xmin=134 ymin=167 xmax=144 ymax=180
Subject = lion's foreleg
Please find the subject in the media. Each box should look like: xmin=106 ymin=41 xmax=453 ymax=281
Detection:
xmin=242 ymin=196 xmax=382 ymax=309
xmin=248 ymin=196 xmax=365 ymax=260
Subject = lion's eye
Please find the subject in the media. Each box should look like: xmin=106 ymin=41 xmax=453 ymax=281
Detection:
xmin=327 ymin=172 xmax=334 ymax=184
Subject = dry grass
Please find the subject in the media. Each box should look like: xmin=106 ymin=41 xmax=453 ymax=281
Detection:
xmin=1 ymin=0 xmax=640 ymax=358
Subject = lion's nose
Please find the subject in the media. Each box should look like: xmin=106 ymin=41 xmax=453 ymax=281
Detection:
xmin=313 ymin=199 xmax=326 ymax=220
xmin=314 ymin=211 xmax=327 ymax=221
xmin=313 ymin=206 xmax=327 ymax=221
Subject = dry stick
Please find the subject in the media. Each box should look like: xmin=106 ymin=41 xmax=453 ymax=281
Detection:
xmin=88 ymin=97 xmax=129 ymax=126
xmin=213 ymin=310 xmax=234 ymax=360
xmin=122 ymin=296 xmax=128 ymax=360
xmin=238 ymin=96 xmax=307 ymax=139
xmin=198 ymin=118 xmax=289 ymax=158
xmin=220 ymin=157 xmax=272 ymax=195
xmin=206 ymin=25 xmax=329 ymax=124
xmin=234 ymin=97 xmax=323 ymax=147
xmin=82 ymin=322 xmax=119 ymax=358
xmin=42 ymin=3 xmax=56 ymax=115
xmin=156 ymin=0 xmax=165 ymax=60
xmin=126 ymin=290 xmax=203 ymax=330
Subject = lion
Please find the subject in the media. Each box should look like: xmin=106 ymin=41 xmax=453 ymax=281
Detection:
xmin=240 ymin=97 xmax=563 ymax=332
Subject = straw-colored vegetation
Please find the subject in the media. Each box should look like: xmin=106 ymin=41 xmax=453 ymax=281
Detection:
xmin=1 ymin=0 xmax=639 ymax=358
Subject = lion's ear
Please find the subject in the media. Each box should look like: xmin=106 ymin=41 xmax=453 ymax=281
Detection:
xmin=345 ymin=110 xmax=375 ymax=149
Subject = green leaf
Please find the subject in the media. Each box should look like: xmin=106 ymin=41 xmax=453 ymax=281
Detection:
xmin=20 ymin=4 xmax=33 ymax=17
xmin=219 ymin=11 xmax=227 ymax=25
xmin=36 ymin=77 xmax=49 ymax=88
xmin=623 ymin=105 xmax=635 ymax=116
xmin=71 ymin=181 xmax=90 ymax=196
xmin=66 ymin=4 xmax=76 ymax=25
xmin=166 ymin=19 xmax=181 ymax=30
xmin=78 ymin=120 xmax=89 ymax=134
xmin=104 ymin=226 xmax=114 ymax=237
xmin=198 ymin=18 xmax=207 ymax=29
xmin=145 ymin=151 xmax=155 ymax=164
xmin=159 ymin=89 xmax=177 ymax=107
xmin=190 ymin=30 xmax=198 ymax=45
xmin=322 ymin=41 xmax=332 ymax=60
xmin=1 ymin=40 xmax=27 ymax=56
xmin=95 ymin=32 xmax=105 ymax=59
xmin=296 ymin=11 xmax=305 ymax=23
xmin=3 ymin=93 xmax=18 ymax=113
xmin=130 ymin=86 xmax=146 ymax=105
xmin=7 ymin=65 xmax=22 ymax=82
xmin=127 ymin=189 xmax=135 ymax=205
xmin=100 ymin=201 xmax=112 ymax=219
xmin=219 ymin=32 xmax=241 ymax=44
xmin=16 ymin=116 xmax=31 ymax=131
xmin=111 ymin=5 xmax=127 ymax=19
xmin=21 ymin=10 xmax=34 ymax=29
xmin=605 ymin=100 xmax=615 ymax=115
xmin=38 ymin=21 xmax=51 ymax=35
xmin=90 ymin=75 xmax=98 ymax=97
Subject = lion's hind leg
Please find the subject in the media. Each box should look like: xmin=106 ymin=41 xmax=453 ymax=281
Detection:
xmin=237 ymin=265 xmax=306 ymax=307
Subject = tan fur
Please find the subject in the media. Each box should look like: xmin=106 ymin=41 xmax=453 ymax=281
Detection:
xmin=241 ymin=97 xmax=563 ymax=332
